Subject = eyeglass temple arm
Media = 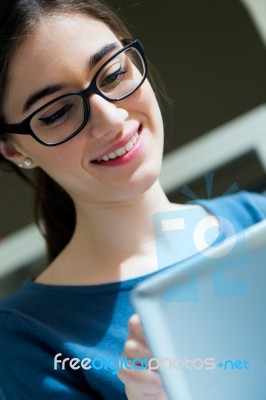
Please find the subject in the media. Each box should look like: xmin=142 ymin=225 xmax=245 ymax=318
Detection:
xmin=0 ymin=123 xmax=27 ymax=135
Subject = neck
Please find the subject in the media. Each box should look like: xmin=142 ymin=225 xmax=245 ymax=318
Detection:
xmin=74 ymin=180 xmax=171 ymax=251
xmin=64 ymin=180 xmax=176 ymax=281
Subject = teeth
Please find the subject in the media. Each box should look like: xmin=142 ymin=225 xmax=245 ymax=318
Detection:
xmin=98 ymin=132 xmax=139 ymax=162
xmin=108 ymin=152 xmax=117 ymax=159
xmin=125 ymin=141 xmax=134 ymax=152
xmin=116 ymin=147 xmax=127 ymax=157
xmin=131 ymin=135 xmax=137 ymax=144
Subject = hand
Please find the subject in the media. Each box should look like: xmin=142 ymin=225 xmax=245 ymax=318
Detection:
xmin=118 ymin=314 xmax=168 ymax=400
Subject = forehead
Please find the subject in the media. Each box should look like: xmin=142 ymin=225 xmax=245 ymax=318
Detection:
xmin=4 ymin=13 xmax=119 ymax=117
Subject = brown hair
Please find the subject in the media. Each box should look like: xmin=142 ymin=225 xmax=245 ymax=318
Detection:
xmin=0 ymin=0 xmax=133 ymax=262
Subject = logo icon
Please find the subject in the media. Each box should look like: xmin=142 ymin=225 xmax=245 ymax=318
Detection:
xmin=180 ymin=172 xmax=239 ymax=200
xmin=153 ymin=173 xmax=248 ymax=301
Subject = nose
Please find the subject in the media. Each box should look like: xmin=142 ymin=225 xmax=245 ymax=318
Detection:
xmin=87 ymin=94 xmax=129 ymax=139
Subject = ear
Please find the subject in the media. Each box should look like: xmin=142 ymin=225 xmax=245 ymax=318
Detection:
xmin=0 ymin=139 xmax=36 ymax=169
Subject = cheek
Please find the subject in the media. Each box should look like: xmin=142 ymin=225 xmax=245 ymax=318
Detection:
xmin=143 ymin=83 xmax=163 ymax=125
xmin=36 ymin=143 xmax=82 ymax=174
xmin=142 ymin=86 xmax=164 ymax=146
xmin=128 ymin=81 xmax=164 ymax=131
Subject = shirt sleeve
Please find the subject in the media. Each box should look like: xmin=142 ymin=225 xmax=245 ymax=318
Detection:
xmin=0 ymin=312 xmax=99 ymax=400
xmin=190 ymin=190 xmax=266 ymax=233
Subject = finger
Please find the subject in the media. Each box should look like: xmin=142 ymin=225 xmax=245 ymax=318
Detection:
xmin=128 ymin=314 xmax=147 ymax=345
xmin=118 ymin=364 xmax=164 ymax=386
xmin=123 ymin=338 xmax=152 ymax=359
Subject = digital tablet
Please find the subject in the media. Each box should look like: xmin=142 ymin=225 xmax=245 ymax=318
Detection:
xmin=132 ymin=219 xmax=266 ymax=400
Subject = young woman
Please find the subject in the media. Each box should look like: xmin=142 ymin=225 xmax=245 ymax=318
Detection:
xmin=0 ymin=1 xmax=266 ymax=399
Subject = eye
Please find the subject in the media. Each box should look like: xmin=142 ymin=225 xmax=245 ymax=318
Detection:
xmin=38 ymin=103 xmax=73 ymax=127
xmin=100 ymin=65 xmax=128 ymax=89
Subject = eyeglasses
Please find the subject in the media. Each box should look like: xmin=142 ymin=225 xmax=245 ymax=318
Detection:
xmin=1 ymin=39 xmax=147 ymax=146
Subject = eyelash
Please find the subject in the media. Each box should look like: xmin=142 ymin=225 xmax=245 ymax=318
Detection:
xmin=100 ymin=66 xmax=128 ymax=88
xmin=39 ymin=103 xmax=73 ymax=127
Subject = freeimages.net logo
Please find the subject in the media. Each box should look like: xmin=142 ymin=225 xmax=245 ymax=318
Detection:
xmin=153 ymin=173 xmax=249 ymax=301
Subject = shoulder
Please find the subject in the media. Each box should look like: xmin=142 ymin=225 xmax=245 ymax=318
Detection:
xmin=0 ymin=306 xmax=49 ymax=350
xmin=0 ymin=279 xmax=33 ymax=316
xmin=0 ymin=308 xmax=92 ymax=399
xmin=191 ymin=190 xmax=266 ymax=231
xmin=0 ymin=309 xmax=44 ymax=397
xmin=0 ymin=281 xmax=58 ymax=349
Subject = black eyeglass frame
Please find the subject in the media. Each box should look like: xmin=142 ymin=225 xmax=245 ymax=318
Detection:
xmin=1 ymin=39 xmax=147 ymax=147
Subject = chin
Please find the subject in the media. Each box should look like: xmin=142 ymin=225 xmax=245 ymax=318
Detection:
xmin=122 ymin=161 xmax=162 ymax=200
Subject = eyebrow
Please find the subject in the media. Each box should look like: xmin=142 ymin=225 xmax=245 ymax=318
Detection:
xmin=23 ymin=42 xmax=120 ymax=113
xmin=89 ymin=42 xmax=119 ymax=69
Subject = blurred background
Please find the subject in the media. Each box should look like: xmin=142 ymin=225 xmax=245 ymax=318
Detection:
xmin=1 ymin=0 xmax=266 ymax=297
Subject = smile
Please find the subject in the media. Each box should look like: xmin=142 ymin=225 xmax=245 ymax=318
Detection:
xmin=95 ymin=132 xmax=139 ymax=162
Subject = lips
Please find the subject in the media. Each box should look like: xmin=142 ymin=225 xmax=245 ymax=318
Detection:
xmin=91 ymin=124 xmax=142 ymax=163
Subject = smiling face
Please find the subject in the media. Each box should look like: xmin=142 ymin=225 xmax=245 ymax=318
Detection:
xmin=2 ymin=13 xmax=164 ymax=206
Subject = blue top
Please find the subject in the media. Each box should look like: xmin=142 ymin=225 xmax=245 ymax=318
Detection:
xmin=0 ymin=191 xmax=266 ymax=400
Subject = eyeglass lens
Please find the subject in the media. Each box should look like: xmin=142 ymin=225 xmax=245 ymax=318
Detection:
xmin=30 ymin=46 xmax=145 ymax=145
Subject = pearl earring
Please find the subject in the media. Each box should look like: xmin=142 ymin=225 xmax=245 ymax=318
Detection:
xmin=24 ymin=158 xmax=32 ymax=168
xmin=18 ymin=158 xmax=33 ymax=168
